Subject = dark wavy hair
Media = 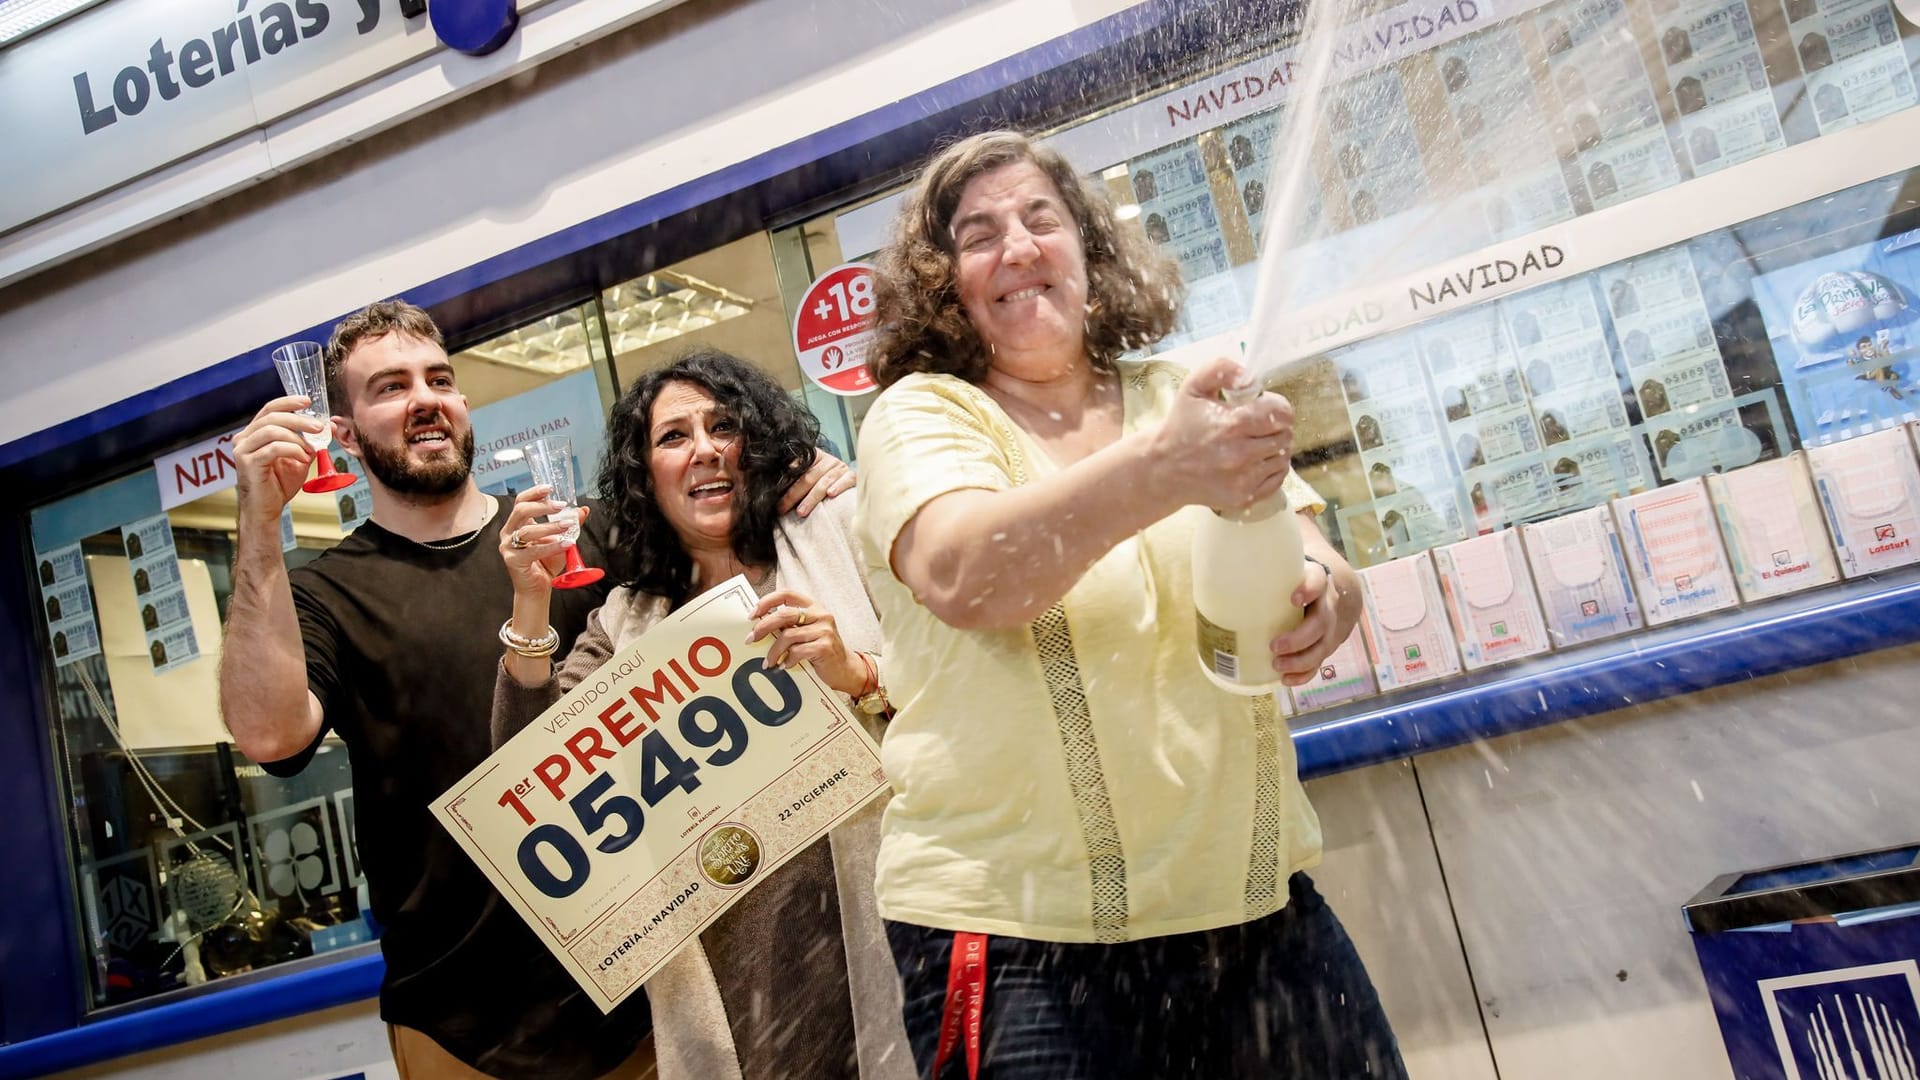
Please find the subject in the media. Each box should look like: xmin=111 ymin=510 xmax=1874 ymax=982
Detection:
xmin=870 ymin=130 xmax=1183 ymax=388
xmin=599 ymin=349 xmax=820 ymax=603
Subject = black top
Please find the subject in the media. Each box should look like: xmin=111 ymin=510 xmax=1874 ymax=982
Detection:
xmin=270 ymin=497 xmax=651 ymax=1079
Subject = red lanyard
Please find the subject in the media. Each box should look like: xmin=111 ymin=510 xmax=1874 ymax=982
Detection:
xmin=931 ymin=932 xmax=988 ymax=1080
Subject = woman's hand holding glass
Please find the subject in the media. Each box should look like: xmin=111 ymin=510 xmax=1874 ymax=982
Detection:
xmin=747 ymin=589 xmax=867 ymax=697
xmin=1148 ymin=356 xmax=1297 ymax=513
xmin=499 ymin=485 xmax=591 ymax=597
xmin=522 ymin=435 xmax=605 ymax=588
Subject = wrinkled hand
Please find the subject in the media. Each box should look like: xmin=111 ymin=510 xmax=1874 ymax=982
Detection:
xmin=1152 ymin=357 xmax=1295 ymax=512
xmin=779 ymin=451 xmax=856 ymax=518
xmin=232 ymin=395 xmax=326 ymax=527
xmin=1269 ymin=558 xmax=1350 ymax=686
xmin=498 ymin=485 xmax=587 ymax=597
xmin=747 ymin=589 xmax=865 ymax=696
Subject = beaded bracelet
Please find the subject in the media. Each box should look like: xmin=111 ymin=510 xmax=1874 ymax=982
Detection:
xmin=498 ymin=619 xmax=559 ymax=658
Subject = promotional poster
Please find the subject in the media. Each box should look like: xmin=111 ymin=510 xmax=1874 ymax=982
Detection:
xmin=1614 ymin=478 xmax=1741 ymax=625
xmin=1751 ymin=229 xmax=1920 ymax=448
xmin=1706 ymin=453 xmax=1842 ymax=601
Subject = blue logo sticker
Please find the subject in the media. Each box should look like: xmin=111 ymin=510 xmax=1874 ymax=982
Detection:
xmin=1762 ymin=962 xmax=1920 ymax=1078
xmin=431 ymin=0 xmax=520 ymax=55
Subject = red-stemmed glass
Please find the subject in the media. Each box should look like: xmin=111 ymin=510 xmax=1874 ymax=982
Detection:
xmin=272 ymin=342 xmax=356 ymax=493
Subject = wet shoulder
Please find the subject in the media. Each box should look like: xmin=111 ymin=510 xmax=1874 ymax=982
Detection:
xmin=861 ymin=371 xmax=1007 ymax=451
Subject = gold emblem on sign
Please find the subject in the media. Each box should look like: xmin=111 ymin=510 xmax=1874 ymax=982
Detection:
xmin=697 ymin=824 xmax=762 ymax=887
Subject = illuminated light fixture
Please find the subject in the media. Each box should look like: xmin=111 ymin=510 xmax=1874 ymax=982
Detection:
xmin=457 ymin=271 xmax=754 ymax=376
xmin=0 ymin=0 xmax=105 ymax=45
xmin=601 ymin=270 xmax=755 ymax=355
xmin=455 ymin=308 xmax=598 ymax=377
xmin=1115 ymin=204 xmax=1143 ymax=221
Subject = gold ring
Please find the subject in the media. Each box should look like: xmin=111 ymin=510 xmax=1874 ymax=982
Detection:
xmin=794 ymin=609 xmax=810 ymax=626
xmin=509 ymin=530 xmax=529 ymax=549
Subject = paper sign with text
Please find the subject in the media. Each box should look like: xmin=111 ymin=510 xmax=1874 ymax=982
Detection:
xmin=123 ymin=514 xmax=200 ymax=673
xmin=155 ymin=428 xmax=243 ymax=510
xmin=431 ymin=577 xmax=889 ymax=1012
xmin=35 ymin=543 xmax=103 ymax=667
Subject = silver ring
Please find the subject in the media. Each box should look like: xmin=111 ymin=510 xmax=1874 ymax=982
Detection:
xmin=509 ymin=530 xmax=529 ymax=550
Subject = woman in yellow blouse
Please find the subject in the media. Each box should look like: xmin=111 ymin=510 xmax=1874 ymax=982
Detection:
xmin=856 ymin=131 xmax=1406 ymax=1079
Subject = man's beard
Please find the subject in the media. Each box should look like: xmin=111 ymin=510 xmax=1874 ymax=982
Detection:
xmin=355 ymin=422 xmax=476 ymax=496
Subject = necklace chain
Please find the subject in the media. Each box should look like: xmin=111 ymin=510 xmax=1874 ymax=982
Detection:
xmin=413 ymin=494 xmax=496 ymax=551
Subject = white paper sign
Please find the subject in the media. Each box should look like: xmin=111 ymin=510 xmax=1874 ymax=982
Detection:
xmin=1433 ymin=529 xmax=1552 ymax=669
xmin=1707 ymin=454 xmax=1841 ymax=600
xmin=1522 ymin=503 xmax=1644 ymax=646
xmin=154 ymin=428 xmax=243 ymax=510
xmin=35 ymin=542 xmax=103 ymax=666
xmin=1613 ymin=478 xmax=1740 ymax=624
xmin=431 ymin=577 xmax=888 ymax=1013
xmin=123 ymin=513 xmax=200 ymax=672
xmin=1359 ymin=553 xmax=1463 ymax=689
xmin=1808 ymin=426 xmax=1920 ymax=577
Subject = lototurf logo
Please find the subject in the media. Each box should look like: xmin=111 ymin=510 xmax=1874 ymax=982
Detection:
xmin=71 ymin=0 xmax=520 ymax=136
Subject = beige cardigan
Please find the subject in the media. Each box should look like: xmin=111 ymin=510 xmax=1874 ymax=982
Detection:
xmin=493 ymin=495 xmax=911 ymax=1080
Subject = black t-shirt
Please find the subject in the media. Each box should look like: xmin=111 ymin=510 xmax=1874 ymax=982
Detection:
xmin=271 ymin=498 xmax=651 ymax=1079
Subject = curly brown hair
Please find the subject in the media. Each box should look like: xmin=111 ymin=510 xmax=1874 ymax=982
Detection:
xmin=869 ymin=131 xmax=1182 ymax=388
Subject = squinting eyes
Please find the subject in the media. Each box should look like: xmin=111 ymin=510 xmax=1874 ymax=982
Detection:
xmin=958 ymin=220 xmax=1062 ymax=251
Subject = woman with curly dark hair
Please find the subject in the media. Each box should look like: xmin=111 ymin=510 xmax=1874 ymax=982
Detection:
xmin=491 ymin=348 xmax=911 ymax=1080
xmin=857 ymin=131 xmax=1402 ymax=1078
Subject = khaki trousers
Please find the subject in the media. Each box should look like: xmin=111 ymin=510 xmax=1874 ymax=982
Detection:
xmin=387 ymin=1025 xmax=657 ymax=1080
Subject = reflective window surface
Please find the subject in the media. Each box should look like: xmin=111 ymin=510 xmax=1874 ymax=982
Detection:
xmin=29 ymin=250 xmax=849 ymax=1011
xmin=808 ymin=0 xmax=1920 ymax=722
xmin=29 ymin=300 xmax=620 ymax=1011
xmin=18 ymin=0 xmax=1920 ymax=1028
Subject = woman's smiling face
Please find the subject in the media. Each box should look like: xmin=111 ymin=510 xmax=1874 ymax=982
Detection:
xmin=949 ymin=160 xmax=1091 ymax=373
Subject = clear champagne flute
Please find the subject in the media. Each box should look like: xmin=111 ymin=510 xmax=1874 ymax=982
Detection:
xmin=271 ymin=341 xmax=356 ymax=493
xmin=522 ymin=436 xmax=604 ymax=589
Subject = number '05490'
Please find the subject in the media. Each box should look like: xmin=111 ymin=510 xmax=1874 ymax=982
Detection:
xmin=515 ymin=662 xmax=802 ymax=900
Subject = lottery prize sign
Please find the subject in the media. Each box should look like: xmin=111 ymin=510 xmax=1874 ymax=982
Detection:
xmin=792 ymin=262 xmax=879 ymax=396
xmin=431 ymin=577 xmax=889 ymax=1012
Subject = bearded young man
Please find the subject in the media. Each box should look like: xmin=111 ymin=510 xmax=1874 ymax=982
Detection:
xmin=219 ymin=300 xmax=851 ymax=1080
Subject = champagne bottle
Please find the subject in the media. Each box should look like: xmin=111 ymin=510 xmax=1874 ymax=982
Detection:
xmin=1192 ymin=383 xmax=1307 ymax=695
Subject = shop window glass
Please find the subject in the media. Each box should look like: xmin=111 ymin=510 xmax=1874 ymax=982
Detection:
xmin=28 ymin=298 xmax=619 ymax=1012
xmin=600 ymin=233 xmax=858 ymax=461
xmin=791 ymin=0 xmax=1920 ymax=722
